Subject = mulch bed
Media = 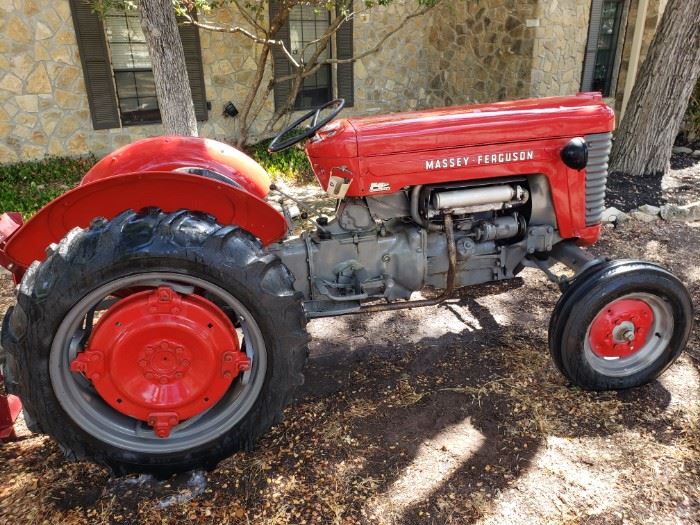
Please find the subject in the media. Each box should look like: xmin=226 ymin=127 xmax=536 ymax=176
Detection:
xmin=606 ymin=153 xmax=700 ymax=210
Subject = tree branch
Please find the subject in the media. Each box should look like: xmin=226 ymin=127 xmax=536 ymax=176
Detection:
xmin=180 ymin=12 xmax=300 ymax=68
xmin=272 ymin=3 xmax=436 ymax=84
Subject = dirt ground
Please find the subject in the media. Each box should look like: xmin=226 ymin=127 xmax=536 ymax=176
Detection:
xmin=1 ymin=164 xmax=700 ymax=524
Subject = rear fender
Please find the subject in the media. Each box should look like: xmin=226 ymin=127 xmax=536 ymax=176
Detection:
xmin=81 ymin=136 xmax=272 ymax=199
xmin=0 ymin=172 xmax=287 ymax=280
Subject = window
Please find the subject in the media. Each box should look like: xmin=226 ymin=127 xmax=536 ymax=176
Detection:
xmin=69 ymin=0 xmax=208 ymax=130
xmin=271 ymin=1 xmax=354 ymax=112
xmin=289 ymin=5 xmax=332 ymax=110
xmin=104 ymin=9 xmax=160 ymax=125
xmin=581 ymin=0 xmax=625 ymax=96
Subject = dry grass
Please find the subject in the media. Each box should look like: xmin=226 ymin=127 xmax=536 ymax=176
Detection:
xmin=2 ymin=218 xmax=700 ymax=525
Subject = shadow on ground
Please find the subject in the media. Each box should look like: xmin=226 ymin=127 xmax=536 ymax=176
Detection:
xmin=1 ymin=220 xmax=699 ymax=524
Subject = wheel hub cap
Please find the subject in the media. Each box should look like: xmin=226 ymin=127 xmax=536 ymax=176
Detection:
xmin=588 ymin=298 xmax=655 ymax=359
xmin=70 ymin=287 xmax=250 ymax=437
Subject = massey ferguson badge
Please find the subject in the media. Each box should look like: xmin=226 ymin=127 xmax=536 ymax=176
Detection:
xmin=425 ymin=150 xmax=535 ymax=170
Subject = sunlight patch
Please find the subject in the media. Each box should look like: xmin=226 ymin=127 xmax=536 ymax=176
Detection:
xmin=369 ymin=417 xmax=485 ymax=521
xmin=657 ymin=356 xmax=700 ymax=416
xmin=479 ymin=436 xmax=623 ymax=524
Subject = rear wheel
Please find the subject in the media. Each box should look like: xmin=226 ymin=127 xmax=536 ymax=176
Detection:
xmin=548 ymin=260 xmax=693 ymax=390
xmin=1 ymin=209 xmax=308 ymax=474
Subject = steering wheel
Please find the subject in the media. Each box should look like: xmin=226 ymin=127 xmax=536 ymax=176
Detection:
xmin=268 ymin=98 xmax=345 ymax=153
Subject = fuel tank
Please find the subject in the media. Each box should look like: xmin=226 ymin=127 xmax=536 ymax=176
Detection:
xmin=305 ymin=93 xmax=615 ymax=197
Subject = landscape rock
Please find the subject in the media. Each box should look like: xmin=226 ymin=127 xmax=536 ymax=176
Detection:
xmin=601 ymin=206 xmax=629 ymax=223
xmin=692 ymin=150 xmax=700 ymax=158
xmin=672 ymin=146 xmax=693 ymax=155
xmin=660 ymin=201 xmax=700 ymax=222
xmin=630 ymin=210 xmax=658 ymax=223
xmin=637 ymin=204 xmax=661 ymax=216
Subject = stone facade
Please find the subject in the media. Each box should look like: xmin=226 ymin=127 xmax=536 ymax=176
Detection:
xmin=422 ymin=0 xmax=540 ymax=106
xmin=0 ymin=0 xmax=664 ymax=164
xmin=530 ymin=0 xmax=591 ymax=97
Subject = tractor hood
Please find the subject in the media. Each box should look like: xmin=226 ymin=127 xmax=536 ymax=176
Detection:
xmin=307 ymin=93 xmax=615 ymax=158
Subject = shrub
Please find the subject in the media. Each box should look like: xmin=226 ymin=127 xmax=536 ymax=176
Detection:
xmin=0 ymin=143 xmax=314 ymax=220
xmin=246 ymin=140 xmax=315 ymax=184
xmin=0 ymin=155 xmax=96 ymax=217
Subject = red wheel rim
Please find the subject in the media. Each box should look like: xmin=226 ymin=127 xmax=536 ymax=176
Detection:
xmin=588 ymin=298 xmax=655 ymax=359
xmin=70 ymin=286 xmax=250 ymax=437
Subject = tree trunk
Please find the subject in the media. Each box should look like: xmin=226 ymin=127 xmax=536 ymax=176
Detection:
xmin=139 ymin=0 xmax=198 ymax=136
xmin=609 ymin=0 xmax=700 ymax=176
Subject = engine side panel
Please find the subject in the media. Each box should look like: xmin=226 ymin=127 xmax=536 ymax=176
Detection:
xmin=311 ymin=138 xmax=601 ymax=245
xmin=2 ymin=172 xmax=287 ymax=278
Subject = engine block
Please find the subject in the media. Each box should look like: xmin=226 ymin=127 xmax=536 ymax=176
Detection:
xmin=268 ymin=176 xmax=557 ymax=317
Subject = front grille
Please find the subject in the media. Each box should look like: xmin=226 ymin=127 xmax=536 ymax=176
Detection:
xmin=584 ymin=132 xmax=612 ymax=226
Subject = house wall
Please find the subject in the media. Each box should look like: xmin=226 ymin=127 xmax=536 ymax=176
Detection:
xmin=530 ymin=0 xmax=591 ymax=97
xmin=0 ymin=0 xmax=607 ymax=164
xmin=0 ymin=1 xmax=265 ymax=164
xmin=421 ymin=0 xmax=540 ymax=106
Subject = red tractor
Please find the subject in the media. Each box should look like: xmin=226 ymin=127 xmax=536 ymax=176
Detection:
xmin=0 ymin=93 xmax=693 ymax=474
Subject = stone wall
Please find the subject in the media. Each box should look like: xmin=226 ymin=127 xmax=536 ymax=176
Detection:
xmin=197 ymin=7 xmax=273 ymax=143
xmin=530 ymin=0 xmax=590 ymax=97
xmin=0 ymin=0 xmax=614 ymax=164
xmin=0 ymin=0 xmax=271 ymax=164
xmin=350 ymin=2 xmax=434 ymax=114
xmin=421 ymin=0 xmax=540 ymax=106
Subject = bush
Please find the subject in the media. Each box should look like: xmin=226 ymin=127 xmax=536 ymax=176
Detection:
xmin=0 ymin=155 xmax=96 ymax=217
xmin=0 ymin=143 xmax=314 ymax=220
xmin=246 ymin=140 xmax=315 ymax=184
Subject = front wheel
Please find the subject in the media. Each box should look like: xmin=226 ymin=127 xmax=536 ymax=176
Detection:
xmin=1 ymin=209 xmax=308 ymax=475
xmin=549 ymin=260 xmax=693 ymax=390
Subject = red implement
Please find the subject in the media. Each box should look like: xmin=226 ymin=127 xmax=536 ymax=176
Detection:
xmin=0 ymin=374 xmax=22 ymax=441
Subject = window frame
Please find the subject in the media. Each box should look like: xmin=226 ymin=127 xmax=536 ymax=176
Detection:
xmin=288 ymin=6 xmax=334 ymax=111
xmin=103 ymin=8 xmax=162 ymax=126
xmin=271 ymin=1 xmax=355 ymax=113
xmin=69 ymin=0 xmax=209 ymax=131
xmin=581 ymin=0 xmax=627 ymax=97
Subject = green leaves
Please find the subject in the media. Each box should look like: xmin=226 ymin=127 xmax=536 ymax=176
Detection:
xmin=246 ymin=140 xmax=314 ymax=184
xmin=0 ymin=155 xmax=96 ymax=217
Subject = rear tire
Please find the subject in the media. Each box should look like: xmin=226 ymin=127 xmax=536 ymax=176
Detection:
xmin=548 ymin=260 xmax=693 ymax=390
xmin=1 ymin=209 xmax=308 ymax=475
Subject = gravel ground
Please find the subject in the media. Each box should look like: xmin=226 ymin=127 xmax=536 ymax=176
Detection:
xmin=1 ymin=160 xmax=699 ymax=524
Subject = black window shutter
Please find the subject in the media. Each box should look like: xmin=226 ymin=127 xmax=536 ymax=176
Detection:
xmin=178 ymin=20 xmax=208 ymax=121
xmin=270 ymin=1 xmax=292 ymax=113
xmin=69 ymin=0 xmax=120 ymax=130
xmin=335 ymin=2 xmax=354 ymax=107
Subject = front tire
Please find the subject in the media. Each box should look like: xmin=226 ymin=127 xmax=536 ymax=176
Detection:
xmin=1 ymin=209 xmax=308 ymax=475
xmin=549 ymin=260 xmax=693 ymax=390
